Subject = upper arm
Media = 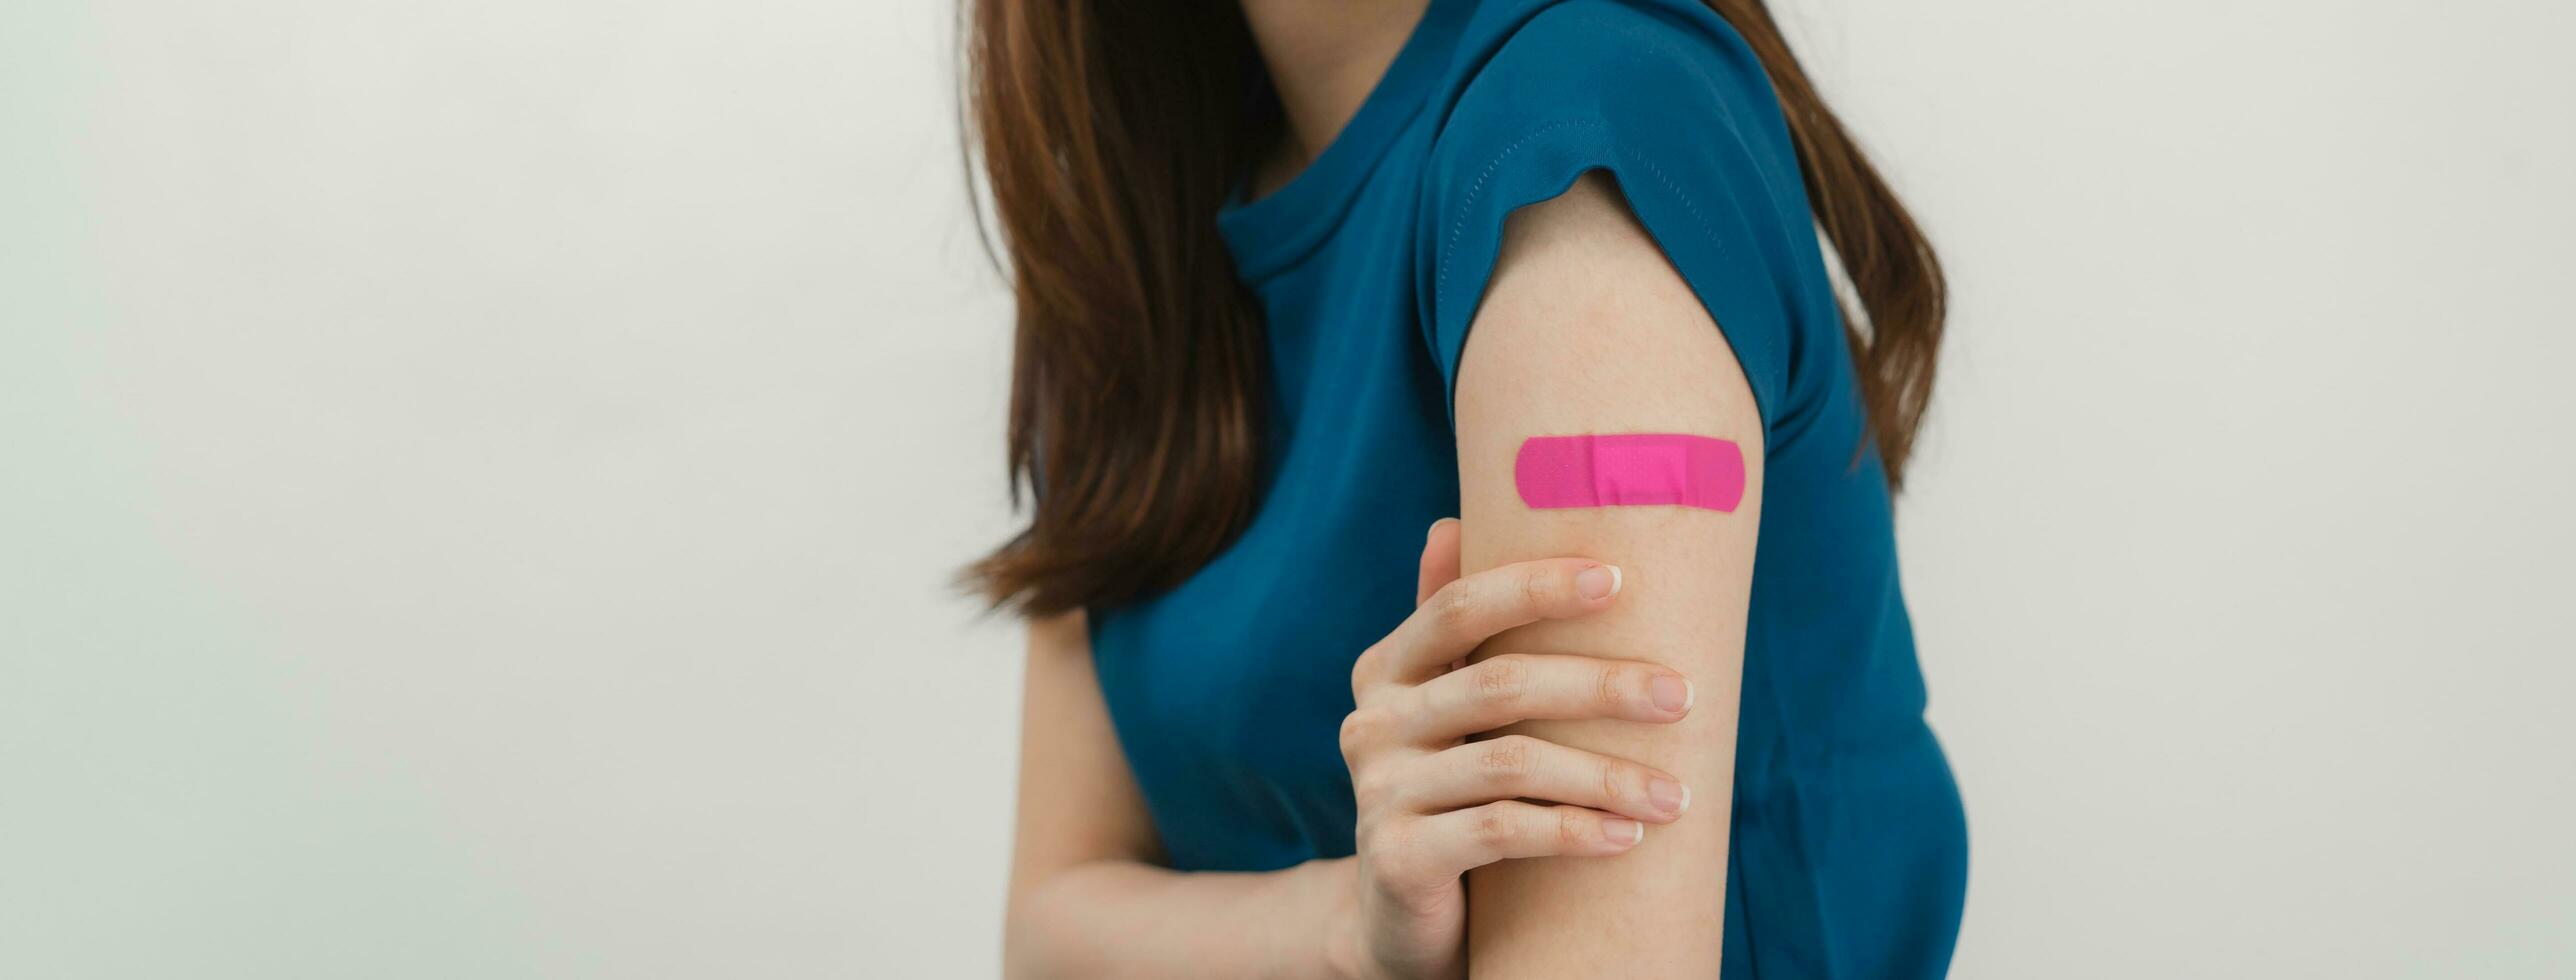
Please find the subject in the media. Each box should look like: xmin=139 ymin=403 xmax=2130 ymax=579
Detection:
xmin=1007 ymin=612 xmax=1161 ymax=899
xmin=1455 ymin=173 xmax=1760 ymax=977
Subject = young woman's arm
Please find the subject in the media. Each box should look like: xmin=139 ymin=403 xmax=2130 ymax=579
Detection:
xmin=1002 ymin=611 xmax=1350 ymax=979
xmin=1007 ymin=552 xmax=1703 ymax=979
xmin=1454 ymin=173 xmax=1763 ymax=976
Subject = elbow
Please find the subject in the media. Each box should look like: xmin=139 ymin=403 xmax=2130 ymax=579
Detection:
xmin=1000 ymin=892 xmax=1051 ymax=980
xmin=1000 ymin=872 xmax=1089 ymax=980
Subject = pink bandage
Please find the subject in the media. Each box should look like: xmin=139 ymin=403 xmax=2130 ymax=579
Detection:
xmin=1514 ymin=434 xmax=1745 ymax=512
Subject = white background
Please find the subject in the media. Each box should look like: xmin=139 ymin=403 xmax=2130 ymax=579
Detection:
xmin=4 ymin=0 xmax=2570 ymax=977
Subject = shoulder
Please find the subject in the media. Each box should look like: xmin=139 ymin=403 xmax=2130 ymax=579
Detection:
xmin=1430 ymin=0 xmax=1777 ymax=155
xmin=1472 ymin=0 xmax=1750 ymax=77
xmin=1415 ymin=0 xmax=1806 ymax=263
xmin=1410 ymin=0 xmax=1811 ymax=426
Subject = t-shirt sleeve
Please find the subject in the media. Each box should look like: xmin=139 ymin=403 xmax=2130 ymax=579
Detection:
xmin=1416 ymin=0 xmax=1810 ymax=429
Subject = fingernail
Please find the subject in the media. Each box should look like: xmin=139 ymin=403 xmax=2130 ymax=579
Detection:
xmin=1426 ymin=517 xmax=1456 ymax=541
xmin=1576 ymin=564 xmax=1621 ymax=600
xmin=1650 ymin=675 xmax=1692 ymax=713
xmin=1649 ymin=778 xmax=1690 ymax=815
xmin=1602 ymin=818 xmax=1645 ymax=845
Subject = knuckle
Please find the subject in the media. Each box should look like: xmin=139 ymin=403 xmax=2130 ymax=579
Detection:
xmin=1473 ymin=807 xmax=1519 ymax=848
xmin=1473 ymin=656 xmax=1527 ymax=705
xmin=1519 ymin=569 xmax=1557 ymax=608
xmin=1337 ymin=709 xmax=1381 ymax=758
xmin=1348 ymin=644 xmax=1382 ymax=694
xmin=1558 ymin=808 xmax=1588 ymax=847
xmin=1477 ymin=736 xmax=1534 ymax=783
xmin=1596 ymin=663 xmax=1634 ymax=709
xmin=1350 ymin=764 xmax=1390 ymax=806
xmin=1602 ymin=759 xmax=1630 ymax=804
xmin=1431 ymin=582 xmax=1476 ymax=631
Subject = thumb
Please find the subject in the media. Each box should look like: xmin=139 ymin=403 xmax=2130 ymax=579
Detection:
xmin=1415 ymin=517 xmax=1463 ymax=607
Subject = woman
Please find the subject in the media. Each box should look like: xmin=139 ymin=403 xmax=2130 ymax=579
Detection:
xmin=966 ymin=0 xmax=1965 ymax=975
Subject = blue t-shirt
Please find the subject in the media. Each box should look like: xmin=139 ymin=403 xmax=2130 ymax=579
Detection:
xmin=1087 ymin=0 xmax=1967 ymax=974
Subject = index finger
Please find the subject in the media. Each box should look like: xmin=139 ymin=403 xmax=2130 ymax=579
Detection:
xmin=1381 ymin=557 xmax=1622 ymax=682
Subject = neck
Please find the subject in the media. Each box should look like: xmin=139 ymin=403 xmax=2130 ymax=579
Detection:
xmin=1238 ymin=0 xmax=1431 ymax=188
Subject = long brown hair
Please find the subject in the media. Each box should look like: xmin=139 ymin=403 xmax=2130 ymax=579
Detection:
xmin=962 ymin=0 xmax=1944 ymax=616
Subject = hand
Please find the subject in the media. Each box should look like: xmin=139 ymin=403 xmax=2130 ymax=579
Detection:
xmin=1328 ymin=519 xmax=1697 ymax=980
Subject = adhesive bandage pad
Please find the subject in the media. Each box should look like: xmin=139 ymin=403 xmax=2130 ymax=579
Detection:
xmin=1513 ymin=434 xmax=1745 ymax=512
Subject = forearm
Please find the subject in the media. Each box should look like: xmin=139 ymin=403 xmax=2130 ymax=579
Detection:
xmin=1005 ymin=856 xmax=1356 ymax=980
xmin=1006 ymin=610 xmax=1355 ymax=978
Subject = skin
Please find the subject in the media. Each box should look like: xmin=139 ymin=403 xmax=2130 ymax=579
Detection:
xmin=1452 ymin=172 xmax=1759 ymax=977
xmin=1001 ymin=3 xmax=1761 ymax=976
xmin=1235 ymin=0 xmax=1431 ymax=197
